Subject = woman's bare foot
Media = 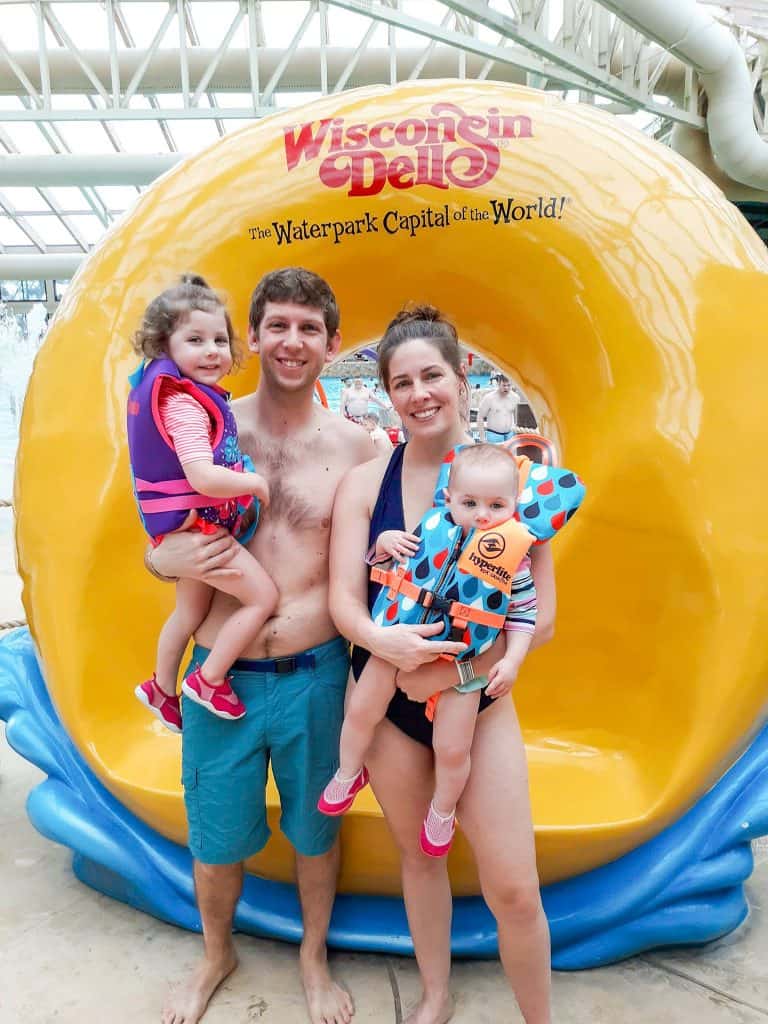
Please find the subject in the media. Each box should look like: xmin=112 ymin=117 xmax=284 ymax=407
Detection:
xmin=299 ymin=946 xmax=354 ymax=1024
xmin=161 ymin=948 xmax=238 ymax=1024
xmin=403 ymin=992 xmax=454 ymax=1024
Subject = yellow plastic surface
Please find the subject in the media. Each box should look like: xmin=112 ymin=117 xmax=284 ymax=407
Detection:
xmin=15 ymin=81 xmax=768 ymax=892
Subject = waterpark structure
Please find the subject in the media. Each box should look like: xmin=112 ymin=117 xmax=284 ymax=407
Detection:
xmin=1 ymin=0 xmax=768 ymax=972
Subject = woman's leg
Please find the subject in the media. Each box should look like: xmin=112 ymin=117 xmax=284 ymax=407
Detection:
xmin=198 ymin=546 xmax=279 ymax=682
xmin=457 ymin=698 xmax=551 ymax=1024
xmin=337 ymin=656 xmax=397 ymax=777
xmin=366 ymin=717 xmax=454 ymax=1024
xmin=155 ymin=578 xmax=213 ymax=695
xmin=431 ymin=688 xmax=481 ymax=815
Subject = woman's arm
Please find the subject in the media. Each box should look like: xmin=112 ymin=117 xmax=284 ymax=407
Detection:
xmin=528 ymin=542 xmax=556 ymax=649
xmin=329 ymin=462 xmax=467 ymax=673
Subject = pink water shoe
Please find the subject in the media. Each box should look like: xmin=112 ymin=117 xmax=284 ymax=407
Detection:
xmin=420 ymin=802 xmax=456 ymax=857
xmin=134 ymin=674 xmax=182 ymax=734
xmin=181 ymin=665 xmax=246 ymax=721
xmin=317 ymin=766 xmax=370 ymax=816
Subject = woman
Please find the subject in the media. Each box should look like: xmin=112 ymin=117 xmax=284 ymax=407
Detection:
xmin=329 ymin=306 xmax=555 ymax=1024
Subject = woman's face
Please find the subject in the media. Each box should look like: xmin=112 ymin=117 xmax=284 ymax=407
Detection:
xmin=385 ymin=338 xmax=463 ymax=437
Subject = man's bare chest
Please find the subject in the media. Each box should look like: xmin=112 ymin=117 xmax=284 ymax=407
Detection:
xmin=239 ymin=431 xmax=337 ymax=530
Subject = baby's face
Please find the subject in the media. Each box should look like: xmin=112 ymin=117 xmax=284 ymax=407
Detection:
xmin=445 ymin=463 xmax=518 ymax=534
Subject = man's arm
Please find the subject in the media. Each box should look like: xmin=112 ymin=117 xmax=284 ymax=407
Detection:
xmin=476 ymin=393 xmax=492 ymax=442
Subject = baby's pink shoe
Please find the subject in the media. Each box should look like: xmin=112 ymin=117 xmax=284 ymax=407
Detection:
xmin=134 ymin=674 xmax=182 ymax=734
xmin=420 ymin=802 xmax=456 ymax=857
xmin=181 ymin=666 xmax=246 ymax=721
xmin=317 ymin=767 xmax=369 ymax=816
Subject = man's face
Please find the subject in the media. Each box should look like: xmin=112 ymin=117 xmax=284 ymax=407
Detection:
xmin=498 ymin=378 xmax=510 ymax=395
xmin=248 ymin=301 xmax=341 ymax=393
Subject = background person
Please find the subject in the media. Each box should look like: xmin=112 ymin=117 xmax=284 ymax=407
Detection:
xmin=361 ymin=412 xmax=393 ymax=455
xmin=329 ymin=306 xmax=555 ymax=1024
xmin=478 ymin=374 xmax=520 ymax=443
xmin=340 ymin=376 xmax=389 ymax=423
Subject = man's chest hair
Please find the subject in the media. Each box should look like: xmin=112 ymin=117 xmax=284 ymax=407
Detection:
xmin=240 ymin=430 xmax=336 ymax=530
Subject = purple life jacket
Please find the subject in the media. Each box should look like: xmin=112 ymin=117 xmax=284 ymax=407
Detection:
xmin=126 ymin=357 xmax=252 ymax=539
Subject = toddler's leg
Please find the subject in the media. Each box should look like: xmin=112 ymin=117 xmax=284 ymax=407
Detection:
xmin=156 ymin=578 xmax=214 ymax=695
xmin=136 ymin=578 xmax=212 ymax=733
xmin=421 ymin=687 xmax=481 ymax=857
xmin=339 ymin=656 xmax=397 ymax=777
xmin=196 ymin=546 xmax=279 ymax=683
xmin=317 ymin=655 xmax=396 ymax=816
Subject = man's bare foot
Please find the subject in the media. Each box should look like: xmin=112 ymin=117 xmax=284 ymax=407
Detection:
xmin=161 ymin=949 xmax=238 ymax=1024
xmin=300 ymin=946 xmax=354 ymax=1024
xmin=403 ymin=992 xmax=454 ymax=1024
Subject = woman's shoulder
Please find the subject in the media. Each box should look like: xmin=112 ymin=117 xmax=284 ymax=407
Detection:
xmin=341 ymin=445 xmax=398 ymax=499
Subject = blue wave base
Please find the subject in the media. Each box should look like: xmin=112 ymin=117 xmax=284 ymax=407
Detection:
xmin=2 ymin=627 xmax=768 ymax=967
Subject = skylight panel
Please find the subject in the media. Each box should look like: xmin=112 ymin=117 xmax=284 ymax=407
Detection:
xmin=94 ymin=186 xmax=142 ymax=213
xmin=167 ymin=120 xmax=219 ymax=151
xmin=185 ymin=0 xmax=242 ymax=46
xmin=0 ymin=188 xmax=51 ymax=213
xmin=65 ymin=214 xmax=105 ymax=245
xmin=44 ymin=187 xmax=93 ymax=212
xmin=0 ymin=216 xmax=37 ymax=247
xmin=259 ymin=0 xmax=319 ymax=46
xmin=47 ymin=2 xmax=109 ymax=50
xmin=51 ymin=121 xmax=118 ymax=154
xmin=0 ymin=124 xmax=56 ymax=156
xmin=30 ymin=215 xmax=80 ymax=246
xmin=0 ymin=4 xmax=44 ymax=50
xmin=111 ymin=118 xmax=171 ymax=153
xmin=122 ymin=2 xmax=177 ymax=49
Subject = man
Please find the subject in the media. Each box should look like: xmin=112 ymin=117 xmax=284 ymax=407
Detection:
xmin=339 ymin=376 xmax=387 ymax=422
xmin=477 ymin=374 xmax=521 ymax=443
xmin=150 ymin=268 xmax=374 ymax=1024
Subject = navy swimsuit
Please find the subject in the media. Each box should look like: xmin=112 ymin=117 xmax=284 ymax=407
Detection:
xmin=351 ymin=444 xmax=494 ymax=748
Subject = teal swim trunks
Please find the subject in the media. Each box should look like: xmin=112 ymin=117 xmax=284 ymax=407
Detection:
xmin=181 ymin=637 xmax=349 ymax=864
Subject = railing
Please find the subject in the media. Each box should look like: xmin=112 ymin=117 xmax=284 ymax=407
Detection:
xmin=0 ymin=497 xmax=25 ymax=632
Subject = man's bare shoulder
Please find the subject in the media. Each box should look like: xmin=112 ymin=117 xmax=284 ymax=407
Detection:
xmin=317 ymin=407 xmax=377 ymax=463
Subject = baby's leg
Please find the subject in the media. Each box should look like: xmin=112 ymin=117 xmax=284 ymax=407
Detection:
xmin=155 ymin=578 xmax=213 ymax=695
xmin=197 ymin=545 xmax=279 ymax=683
xmin=338 ymin=655 xmax=398 ymax=777
xmin=431 ymin=687 xmax=482 ymax=816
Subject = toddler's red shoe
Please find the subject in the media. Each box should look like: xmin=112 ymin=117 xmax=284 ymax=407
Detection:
xmin=181 ymin=666 xmax=246 ymax=721
xmin=420 ymin=802 xmax=456 ymax=857
xmin=134 ymin=674 xmax=182 ymax=734
xmin=317 ymin=767 xmax=369 ymax=816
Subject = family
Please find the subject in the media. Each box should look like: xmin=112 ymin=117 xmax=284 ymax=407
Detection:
xmin=128 ymin=267 xmax=556 ymax=1024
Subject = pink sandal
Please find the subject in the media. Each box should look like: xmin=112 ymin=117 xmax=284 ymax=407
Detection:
xmin=181 ymin=665 xmax=246 ymax=721
xmin=317 ymin=767 xmax=369 ymax=816
xmin=420 ymin=802 xmax=456 ymax=857
xmin=134 ymin=674 xmax=182 ymax=734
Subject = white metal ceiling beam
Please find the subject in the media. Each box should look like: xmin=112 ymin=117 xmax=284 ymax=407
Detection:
xmin=0 ymin=153 xmax=180 ymax=185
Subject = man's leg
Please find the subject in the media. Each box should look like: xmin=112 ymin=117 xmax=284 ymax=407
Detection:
xmin=162 ymin=860 xmax=242 ymax=1024
xmin=296 ymin=841 xmax=354 ymax=1024
xmin=268 ymin=639 xmax=354 ymax=1024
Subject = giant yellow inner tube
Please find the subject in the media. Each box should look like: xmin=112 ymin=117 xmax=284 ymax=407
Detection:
xmin=16 ymin=80 xmax=768 ymax=894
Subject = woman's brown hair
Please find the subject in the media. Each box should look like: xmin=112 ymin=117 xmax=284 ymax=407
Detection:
xmin=377 ymin=304 xmax=465 ymax=392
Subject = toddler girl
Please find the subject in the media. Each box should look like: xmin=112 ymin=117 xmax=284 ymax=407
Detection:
xmin=128 ymin=274 xmax=278 ymax=731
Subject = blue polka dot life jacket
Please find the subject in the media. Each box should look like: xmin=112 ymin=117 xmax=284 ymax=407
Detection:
xmin=369 ymin=443 xmax=585 ymax=662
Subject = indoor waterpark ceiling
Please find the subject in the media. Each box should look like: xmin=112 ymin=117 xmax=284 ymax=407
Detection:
xmin=0 ymin=0 xmax=765 ymax=289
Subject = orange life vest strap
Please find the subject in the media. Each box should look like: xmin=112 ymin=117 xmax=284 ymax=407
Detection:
xmin=369 ymin=566 xmax=506 ymax=630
